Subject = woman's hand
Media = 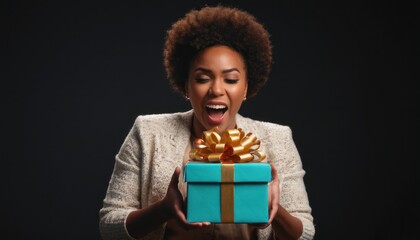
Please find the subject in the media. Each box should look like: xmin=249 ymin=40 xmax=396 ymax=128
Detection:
xmin=250 ymin=163 xmax=280 ymax=229
xmin=267 ymin=163 xmax=280 ymax=224
xmin=162 ymin=167 xmax=211 ymax=229
xmin=259 ymin=164 xmax=304 ymax=239
xmin=126 ymin=167 xmax=209 ymax=238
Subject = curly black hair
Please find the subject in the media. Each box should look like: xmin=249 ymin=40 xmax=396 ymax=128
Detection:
xmin=163 ymin=6 xmax=272 ymax=98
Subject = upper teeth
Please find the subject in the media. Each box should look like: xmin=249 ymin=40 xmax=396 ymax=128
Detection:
xmin=206 ymin=105 xmax=226 ymax=109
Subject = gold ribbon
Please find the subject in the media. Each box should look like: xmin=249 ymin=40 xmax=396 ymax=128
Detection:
xmin=221 ymin=164 xmax=234 ymax=222
xmin=189 ymin=128 xmax=266 ymax=163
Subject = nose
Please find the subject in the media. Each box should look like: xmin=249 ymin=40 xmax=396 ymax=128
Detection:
xmin=209 ymin=78 xmax=224 ymax=97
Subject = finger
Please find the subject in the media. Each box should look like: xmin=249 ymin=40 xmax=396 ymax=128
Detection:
xmin=177 ymin=209 xmax=210 ymax=226
xmin=270 ymin=163 xmax=279 ymax=182
xmin=175 ymin=209 xmax=210 ymax=229
xmin=269 ymin=163 xmax=280 ymax=203
xmin=268 ymin=203 xmax=278 ymax=223
xmin=250 ymin=223 xmax=270 ymax=229
xmin=268 ymin=165 xmax=280 ymax=225
xmin=259 ymin=223 xmax=270 ymax=229
xmin=169 ymin=167 xmax=181 ymax=188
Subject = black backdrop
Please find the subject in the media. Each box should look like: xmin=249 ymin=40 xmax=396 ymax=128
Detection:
xmin=2 ymin=1 xmax=418 ymax=239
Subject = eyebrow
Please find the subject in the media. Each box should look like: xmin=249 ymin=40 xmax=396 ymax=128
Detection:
xmin=193 ymin=67 xmax=241 ymax=74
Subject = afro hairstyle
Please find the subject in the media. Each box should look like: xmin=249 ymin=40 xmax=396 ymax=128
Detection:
xmin=163 ymin=5 xmax=272 ymax=98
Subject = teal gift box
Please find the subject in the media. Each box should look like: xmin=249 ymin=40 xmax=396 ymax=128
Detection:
xmin=184 ymin=162 xmax=271 ymax=223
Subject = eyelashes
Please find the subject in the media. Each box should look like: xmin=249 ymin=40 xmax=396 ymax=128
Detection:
xmin=194 ymin=78 xmax=239 ymax=84
xmin=195 ymin=78 xmax=210 ymax=83
xmin=225 ymin=79 xmax=239 ymax=84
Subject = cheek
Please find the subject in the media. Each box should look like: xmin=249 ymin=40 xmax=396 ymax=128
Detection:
xmin=190 ymin=83 xmax=208 ymax=96
xmin=188 ymin=84 xmax=207 ymax=104
xmin=229 ymin=85 xmax=247 ymax=103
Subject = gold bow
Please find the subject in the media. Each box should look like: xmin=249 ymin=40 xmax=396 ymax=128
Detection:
xmin=189 ymin=128 xmax=266 ymax=163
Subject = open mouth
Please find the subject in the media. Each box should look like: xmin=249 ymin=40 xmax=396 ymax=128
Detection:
xmin=206 ymin=104 xmax=228 ymax=120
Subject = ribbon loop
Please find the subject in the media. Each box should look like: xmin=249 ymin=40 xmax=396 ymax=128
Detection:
xmin=190 ymin=127 xmax=266 ymax=163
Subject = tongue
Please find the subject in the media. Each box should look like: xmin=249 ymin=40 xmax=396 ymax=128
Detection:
xmin=208 ymin=109 xmax=224 ymax=119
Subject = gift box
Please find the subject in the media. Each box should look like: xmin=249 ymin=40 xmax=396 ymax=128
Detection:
xmin=185 ymin=162 xmax=271 ymax=223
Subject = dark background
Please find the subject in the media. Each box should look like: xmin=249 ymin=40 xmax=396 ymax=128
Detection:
xmin=2 ymin=0 xmax=418 ymax=239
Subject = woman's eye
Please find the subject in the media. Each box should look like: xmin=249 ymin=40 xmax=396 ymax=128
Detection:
xmin=225 ymin=79 xmax=239 ymax=84
xmin=195 ymin=78 xmax=209 ymax=83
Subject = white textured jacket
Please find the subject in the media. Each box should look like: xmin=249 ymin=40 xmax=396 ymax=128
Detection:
xmin=99 ymin=110 xmax=315 ymax=239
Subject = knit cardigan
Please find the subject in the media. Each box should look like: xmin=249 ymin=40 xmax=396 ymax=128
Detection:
xmin=99 ymin=110 xmax=315 ymax=239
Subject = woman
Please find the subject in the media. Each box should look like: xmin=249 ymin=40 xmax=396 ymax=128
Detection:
xmin=99 ymin=6 xmax=315 ymax=240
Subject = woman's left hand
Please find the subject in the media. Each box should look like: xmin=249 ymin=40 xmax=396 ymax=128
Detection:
xmin=250 ymin=163 xmax=280 ymax=229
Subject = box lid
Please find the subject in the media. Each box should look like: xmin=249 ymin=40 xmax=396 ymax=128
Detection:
xmin=184 ymin=162 xmax=271 ymax=183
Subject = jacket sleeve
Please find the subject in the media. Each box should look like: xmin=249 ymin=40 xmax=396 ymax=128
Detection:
xmin=277 ymin=126 xmax=315 ymax=239
xmin=99 ymin=118 xmax=142 ymax=240
xmin=256 ymin=124 xmax=315 ymax=240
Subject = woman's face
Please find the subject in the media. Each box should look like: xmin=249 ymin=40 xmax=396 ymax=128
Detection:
xmin=187 ymin=45 xmax=248 ymax=137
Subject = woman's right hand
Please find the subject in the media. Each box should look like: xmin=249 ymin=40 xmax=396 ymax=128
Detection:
xmin=127 ymin=167 xmax=208 ymax=238
xmin=162 ymin=167 xmax=211 ymax=229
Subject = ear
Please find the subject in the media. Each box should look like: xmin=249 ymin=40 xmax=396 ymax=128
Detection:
xmin=243 ymin=80 xmax=248 ymax=99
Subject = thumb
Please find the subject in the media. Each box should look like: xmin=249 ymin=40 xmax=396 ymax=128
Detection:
xmin=169 ymin=167 xmax=181 ymax=188
xmin=270 ymin=163 xmax=279 ymax=182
